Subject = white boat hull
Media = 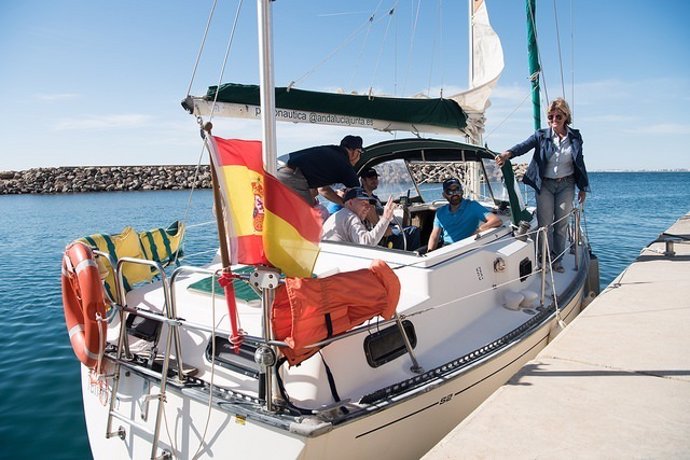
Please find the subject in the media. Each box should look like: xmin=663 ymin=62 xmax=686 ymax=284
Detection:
xmin=81 ymin=282 xmax=583 ymax=459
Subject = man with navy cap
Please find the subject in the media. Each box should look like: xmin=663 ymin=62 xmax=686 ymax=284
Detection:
xmin=426 ymin=177 xmax=501 ymax=252
xmin=359 ymin=166 xmax=421 ymax=251
xmin=277 ymin=135 xmax=364 ymax=207
xmin=322 ymin=187 xmax=395 ymax=246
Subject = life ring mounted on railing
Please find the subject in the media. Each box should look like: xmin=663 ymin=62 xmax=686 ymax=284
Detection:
xmin=61 ymin=241 xmax=107 ymax=369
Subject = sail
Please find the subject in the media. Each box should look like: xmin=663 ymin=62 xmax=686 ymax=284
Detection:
xmin=448 ymin=0 xmax=504 ymax=143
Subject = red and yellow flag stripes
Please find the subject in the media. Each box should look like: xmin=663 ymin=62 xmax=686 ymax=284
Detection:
xmin=208 ymin=136 xmax=322 ymax=278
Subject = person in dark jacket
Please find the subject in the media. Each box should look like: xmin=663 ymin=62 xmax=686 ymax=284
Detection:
xmin=276 ymin=135 xmax=363 ymax=207
xmin=495 ymin=98 xmax=590 ymax=272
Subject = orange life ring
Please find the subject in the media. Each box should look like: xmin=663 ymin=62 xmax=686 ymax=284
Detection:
xmin=61 ymin=241 xmax=107 ymax=368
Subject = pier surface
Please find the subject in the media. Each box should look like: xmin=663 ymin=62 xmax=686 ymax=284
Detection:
xmin=424 ymin=212 xmax=690 ymax=458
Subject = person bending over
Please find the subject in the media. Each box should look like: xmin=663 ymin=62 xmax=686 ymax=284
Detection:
xmin=427 ymin=178 xmax=501 ymax=252
xmin=277 ymin=135 xmax=363 ymax=207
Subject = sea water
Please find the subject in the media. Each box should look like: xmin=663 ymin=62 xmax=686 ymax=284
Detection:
xmin=1 ymin=172 xmax=688 ymax=458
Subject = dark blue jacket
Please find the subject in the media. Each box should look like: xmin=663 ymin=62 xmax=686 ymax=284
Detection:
xmin=287 ymin=145 xmax=359 ymax=189
xmin=509 ymin=127 xmax=590 ymax=193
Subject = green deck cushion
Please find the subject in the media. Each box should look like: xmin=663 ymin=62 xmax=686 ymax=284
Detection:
xmin=187 ymin=267 xmax=260 ymax=302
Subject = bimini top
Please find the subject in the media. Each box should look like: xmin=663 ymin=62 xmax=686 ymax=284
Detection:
xmin=355 ymin=138 xmax=495 ymax=172
xmin=182 ymin=83 xmax=484 ymax=139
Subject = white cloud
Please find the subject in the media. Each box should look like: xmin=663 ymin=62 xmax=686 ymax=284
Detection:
xmin=33 ymin=93 xmax=80 ymax=101
xmin=54 ymin=114 xmax=154 ymax=131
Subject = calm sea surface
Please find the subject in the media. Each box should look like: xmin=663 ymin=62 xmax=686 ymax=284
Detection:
xmin=1 ymin=172 xmax=689 ymax=458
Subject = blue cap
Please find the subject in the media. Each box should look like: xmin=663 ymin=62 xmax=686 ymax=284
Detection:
xmin=442 ymin=178 xmax=463 ymax=193
xmin=343 ymin=187 xmax=376 ymax=204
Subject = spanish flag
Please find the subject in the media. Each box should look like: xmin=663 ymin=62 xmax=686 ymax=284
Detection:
xmin=208 ymin=136 xmax=322 ymax=278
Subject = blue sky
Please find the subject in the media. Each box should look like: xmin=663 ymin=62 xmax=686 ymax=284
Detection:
xmin=1 ymin=0 xmax=688 ymax=171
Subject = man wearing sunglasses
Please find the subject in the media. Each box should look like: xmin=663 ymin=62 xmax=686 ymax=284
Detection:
xmin=426 ymin=178 xmax=501 ymax=252
xmin=495 ymin=97 xmax=590 ymax=273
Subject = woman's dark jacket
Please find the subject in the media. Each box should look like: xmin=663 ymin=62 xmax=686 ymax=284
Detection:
xmin=509 ymin=127 xmax=590 ymax=193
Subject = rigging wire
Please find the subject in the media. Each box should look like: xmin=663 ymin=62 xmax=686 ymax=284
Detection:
xmin=488 ymin=0 xmax=577 ymax=141
xmin=174 ymin=0 xmax=244 ymax=268
xmin=552 ymin=0 xmax=566 ymax=98
xmin=347 ymin=11 xmax=377 ymax=91
xmin=401 ymin=0 xmax=422 ymax=96
xmin=425 ymin=0 xmax=443 ymax=97
xmin=570 ymin=0 xmax=576 ymax=122
xmin=347 ymin=0 xmax=385 ymax=91
xmin=289 ymin=12 xmax=388 ymax=90
xmin=483 ymin=90 xmax=533 ymax=142
xmin=191 ymin=269 xmax=221 ymax=460
xmin=368 ymin=6 xmax=398 ymax=98
xmin=208 ymin=0 xmax=245 ymax=121
xmin=186 ymin=0 xmax=219 ymax=97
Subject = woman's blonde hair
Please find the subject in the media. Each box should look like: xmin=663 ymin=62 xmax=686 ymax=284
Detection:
xmin=547 ymin=97 xmax=572 ymax=125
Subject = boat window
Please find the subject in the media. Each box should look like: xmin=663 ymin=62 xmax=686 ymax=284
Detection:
xmin=363 ymin=320 xmax=417 ymax=368
xmin=371 ymin=159 xmax=419 ymax=203
xmin=206 ymin=336 xmax=260 ymax=378
xmin=408 ymin=160 xmax=489 ymax=203
xmin=481 ymin=158 xmax=511 ymax=204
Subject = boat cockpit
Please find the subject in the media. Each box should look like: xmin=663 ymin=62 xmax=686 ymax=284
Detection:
xmin=319 ymin=138 xmax=526 ymax=258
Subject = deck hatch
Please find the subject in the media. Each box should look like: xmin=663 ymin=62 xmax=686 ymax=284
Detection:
xmin=206 ymin=336 xmax=260 ymax=378
xmin=126 ymin=314 xmax=162 ymax=342
xmin=363 ymin=320 xmax=417 ymax=368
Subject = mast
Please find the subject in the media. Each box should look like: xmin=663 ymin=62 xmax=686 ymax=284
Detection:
xmin=257 ymin=0 xmax=277 ymax=175
xmin=468 ymin=0 xmax=474 ymax=92
xmin=526 ymin=0 xmax=541 ymax=130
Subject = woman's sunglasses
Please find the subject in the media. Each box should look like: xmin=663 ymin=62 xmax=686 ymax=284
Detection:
xmin=547 ymin=114 xmax=564 ymax=121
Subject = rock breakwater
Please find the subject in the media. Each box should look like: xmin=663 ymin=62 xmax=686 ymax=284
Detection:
xmin=0 ymin=165 xmax=212 ymax=195
xmin=0 ymin=163 xmax=526 ymax=195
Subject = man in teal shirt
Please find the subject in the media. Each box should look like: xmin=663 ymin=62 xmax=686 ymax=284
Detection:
xmin=427 ymin=178 xmax=501 ymax=252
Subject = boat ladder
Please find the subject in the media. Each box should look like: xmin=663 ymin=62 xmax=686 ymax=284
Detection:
xmin=98 ymin=254 xmax=185 ymax=460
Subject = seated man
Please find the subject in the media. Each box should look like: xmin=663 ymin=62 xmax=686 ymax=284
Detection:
xmin=359 ymin=167 xmax=421 ymax=251
xmin=322 ymin=187 xmax=395 ymax=246
xmin=427 ymin=178 xmax=502 ymax=252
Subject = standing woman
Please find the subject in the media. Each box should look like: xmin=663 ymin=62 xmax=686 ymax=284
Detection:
xmin=495 ymin=98 xmax=590 ymax=272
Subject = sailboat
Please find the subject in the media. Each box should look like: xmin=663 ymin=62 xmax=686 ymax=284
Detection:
xmin=61 ymin=1 xmax=599 ymax=458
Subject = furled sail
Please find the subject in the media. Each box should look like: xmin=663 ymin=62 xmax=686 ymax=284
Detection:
xmin=448 ymin=0 xmax=505 ymax=143
xmin=183 ymin=85 xmax=468 ymax=136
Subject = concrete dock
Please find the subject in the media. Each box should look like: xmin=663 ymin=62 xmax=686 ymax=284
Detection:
xmin=424 ymin=212 xmax=690 ymax=458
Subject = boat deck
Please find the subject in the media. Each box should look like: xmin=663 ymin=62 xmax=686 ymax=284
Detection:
xmin=424 ymin=211 xmax=690 ymax=458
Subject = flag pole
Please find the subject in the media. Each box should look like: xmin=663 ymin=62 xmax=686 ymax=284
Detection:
xmin=203 ymin=123 xmax=243 ymax=351
xmin=204 ymin=123 xmax=232 ymax=269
